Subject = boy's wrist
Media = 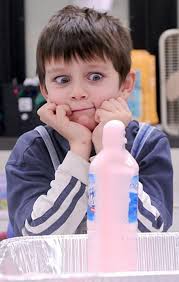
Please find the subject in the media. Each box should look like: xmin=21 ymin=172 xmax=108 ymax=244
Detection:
xmin=70 ymin=141 xmax=92 ymax=161
xmin=93 ymin=143 xmax=102 ymax=155
xmin=59 ymin=151 xmax=90 ymax=185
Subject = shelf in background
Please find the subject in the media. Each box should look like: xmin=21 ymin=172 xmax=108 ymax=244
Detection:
xmin=0 ymin=210 xmax=8 ymax=232
xmin=0 ymin=138 xmax=17 ymax=150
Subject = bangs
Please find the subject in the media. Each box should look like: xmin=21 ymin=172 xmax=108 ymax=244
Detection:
xmin=43 ymin=27 xmax=110 ymax=65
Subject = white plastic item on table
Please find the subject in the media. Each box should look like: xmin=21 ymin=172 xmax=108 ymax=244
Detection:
xmin=0 ymin=271 xmax=179 ymax=282
xmin=0 ymin=233 xmax=179 ymax=281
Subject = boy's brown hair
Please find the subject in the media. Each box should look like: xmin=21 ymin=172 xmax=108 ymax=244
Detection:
xmin=36 ymin=5 xmax=132 ymax=86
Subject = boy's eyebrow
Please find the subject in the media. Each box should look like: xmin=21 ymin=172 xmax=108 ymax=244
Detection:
xmin=46 ymin=67 xmax=66 ymax=74
xmin=85 ymin=63 xmax=109 ymax=69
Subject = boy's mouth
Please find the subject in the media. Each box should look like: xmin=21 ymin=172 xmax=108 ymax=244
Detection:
xmin=72 ymin=107 xmax=95 ymax=113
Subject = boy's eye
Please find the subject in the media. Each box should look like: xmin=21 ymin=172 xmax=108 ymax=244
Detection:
xmin=55 ymin=75 xmax=70 ymax=84
xmin=88 ymin=73 xmax=103 ymax=81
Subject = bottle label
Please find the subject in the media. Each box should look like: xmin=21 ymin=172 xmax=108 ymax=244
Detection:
xmin=128 ymin=175 xmax=139 ymax=223
xmin=87 ymin=173 xmax=96 ymax=221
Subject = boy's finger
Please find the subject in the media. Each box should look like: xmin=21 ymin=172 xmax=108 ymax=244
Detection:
xmin=100 ymin=100 xmax=116 ymax=112
xmin=95 ymin=109 xmax=107 ymax=123
xmin=117 ymin=97 xmax=131 ymax=112
xmin=38 ymin=107 xmax=56 ymax=127
xmin=110 ymin=99 xmax=124 ymax=112
xmin=56 ymin=104 xmax=72 ymax=116
xmin=56 ymin=105 xmax=72 ymax=127
xmin=95 ymin=108 xmax=113 ymax=123
xmin=94 ymin=109 xmax=101 ymax=123
xmin=46 ymin=102 xmax=56 ymax=111
xmin=37 ymin=103 xmax=47 ymax=116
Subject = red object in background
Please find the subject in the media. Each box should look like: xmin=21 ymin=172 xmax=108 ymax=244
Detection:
xmin=0 ymin=232 xmax=7 ymax=240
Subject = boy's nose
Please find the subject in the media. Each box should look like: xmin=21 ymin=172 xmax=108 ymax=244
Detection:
xmin=70 ymin=87 xmax=88 ymax=100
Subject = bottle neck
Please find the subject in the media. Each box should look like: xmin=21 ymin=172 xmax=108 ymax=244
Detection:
xmin=103 ymin=137 xmax=127 ymax=150
xmin=102 ymin=120 xmax=127 ymax=150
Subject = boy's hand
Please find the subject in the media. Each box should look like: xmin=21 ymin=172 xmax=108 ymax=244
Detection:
xmin=37 ymin=102 xmax=92 ymax=160
xmin=92 ymin=97 xmax=132 ymax=154
xmin=95 ymin=97 xmax=132 ymax=126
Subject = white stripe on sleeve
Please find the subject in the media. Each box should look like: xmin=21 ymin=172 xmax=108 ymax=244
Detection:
xmin=138 ymin=182 xmax=164 ymax=231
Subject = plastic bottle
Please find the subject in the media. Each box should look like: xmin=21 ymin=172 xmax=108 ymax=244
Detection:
xmin=87 ymin=120 xmax=139 ymax=273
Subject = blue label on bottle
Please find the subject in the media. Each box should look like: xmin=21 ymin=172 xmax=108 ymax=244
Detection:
xmin=87 ymin=173 xmax=96 ymax=221
xmin=128 ymin=175 xmax=139 ymax=223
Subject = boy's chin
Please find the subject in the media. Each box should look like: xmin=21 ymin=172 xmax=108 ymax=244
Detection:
xmin=79 ymin=120 xmax=97 ymax=131
xmin=77 ymin=116 xmax=97 ymax=131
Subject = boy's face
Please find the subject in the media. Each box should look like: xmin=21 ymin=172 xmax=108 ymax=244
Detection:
xmin=41 ymin=56 xmax=134 ymax=131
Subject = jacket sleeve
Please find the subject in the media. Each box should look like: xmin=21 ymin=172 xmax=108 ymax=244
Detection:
xmin=6 ymin=143 xmax=89 ymax=236
xmin=137 ymin=134 xmax=173 ymax=232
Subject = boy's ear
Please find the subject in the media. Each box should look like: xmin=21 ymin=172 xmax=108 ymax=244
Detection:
xmin=40 ymin=84 xmax=48 ymax=100
xmin=119 ymin=70 xmax=136 ymax=100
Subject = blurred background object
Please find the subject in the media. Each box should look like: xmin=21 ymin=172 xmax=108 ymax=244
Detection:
xmin=130 ymin=50 xmax=159 ymax=124
xmin=159 ymin=29 xmax=179 ymax=136
xmin=73 ymin=0 xmax=113 ymax=11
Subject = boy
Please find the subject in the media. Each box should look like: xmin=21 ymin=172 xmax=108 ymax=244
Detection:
xmin=6 ymin=5 xmax=173 ymax=236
